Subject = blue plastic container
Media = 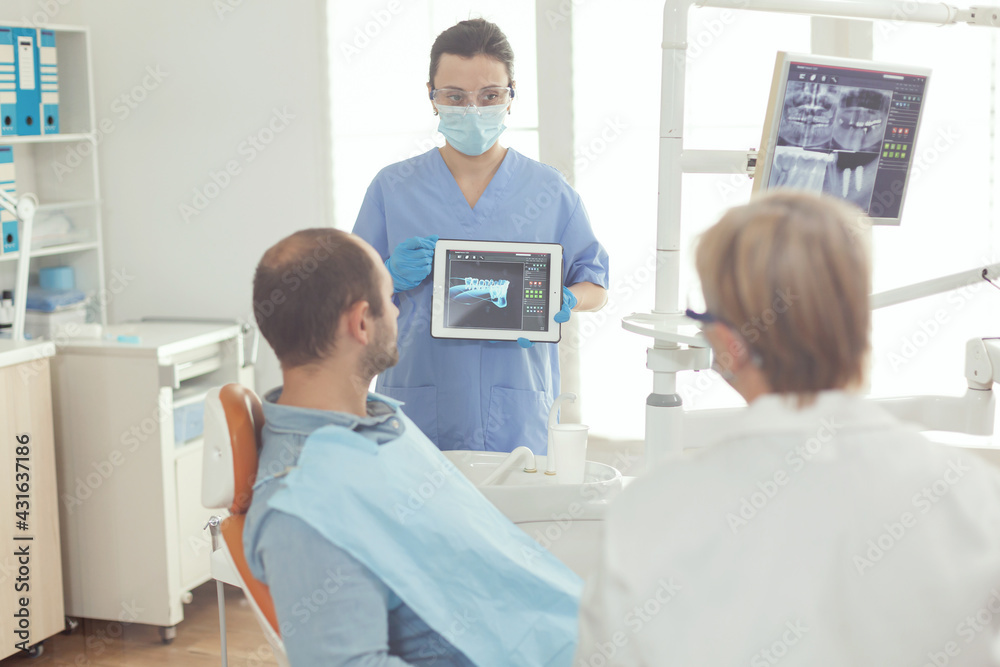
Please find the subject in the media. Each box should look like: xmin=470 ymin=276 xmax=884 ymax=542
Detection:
xmin=39 ymin=266 xmax=75 ymax=290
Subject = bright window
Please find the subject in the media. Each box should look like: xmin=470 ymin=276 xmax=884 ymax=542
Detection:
xmin=572 ymin=5 xmax=999 ymax=440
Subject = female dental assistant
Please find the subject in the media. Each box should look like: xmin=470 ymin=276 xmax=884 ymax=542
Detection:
xmin=353 ymin=19 xmax=609 ymax=453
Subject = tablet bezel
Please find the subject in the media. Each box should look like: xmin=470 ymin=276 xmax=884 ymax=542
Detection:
xmin=430 ymin=239 xmax=564 ymax=343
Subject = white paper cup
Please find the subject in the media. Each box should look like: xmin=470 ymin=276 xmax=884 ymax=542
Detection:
xmin=551 ymin=424 xmax=589 ymax=485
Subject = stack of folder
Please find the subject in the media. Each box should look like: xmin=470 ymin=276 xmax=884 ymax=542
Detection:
xmin=0 ymin=26 xmax=59 ymax=137
xmin=0 ymin=144 xmax=16 ymax=254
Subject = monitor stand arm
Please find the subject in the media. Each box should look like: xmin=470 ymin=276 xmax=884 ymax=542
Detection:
xmin=872 ymin=338 xmax=1000 ymax=435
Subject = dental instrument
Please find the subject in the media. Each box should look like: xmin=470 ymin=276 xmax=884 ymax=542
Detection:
xmin=479 ymin=446 xmax=538 ymax=486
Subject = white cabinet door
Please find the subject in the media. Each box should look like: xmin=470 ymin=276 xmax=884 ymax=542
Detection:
xmin=175 ymin=442 xmax=215 ymax=592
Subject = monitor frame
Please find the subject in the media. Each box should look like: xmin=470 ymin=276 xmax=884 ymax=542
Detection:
xmin=753 ymin=51 xmax=931 ymax=225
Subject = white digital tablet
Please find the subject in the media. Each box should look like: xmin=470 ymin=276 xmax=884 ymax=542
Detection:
xmin=431 ymin=239 xmax=564 ymax=343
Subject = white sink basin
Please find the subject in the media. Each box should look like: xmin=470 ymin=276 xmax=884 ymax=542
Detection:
xmin=443 ymin=450 xmax=623 ymax=523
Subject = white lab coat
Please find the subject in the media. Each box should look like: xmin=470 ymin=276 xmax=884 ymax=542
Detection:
xmin=576 ymin=391 xmax=1000 ymax=667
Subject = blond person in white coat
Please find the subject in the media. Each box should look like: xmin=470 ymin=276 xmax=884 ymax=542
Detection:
xmin=575 ymin=191 xmax=1000 ymax=667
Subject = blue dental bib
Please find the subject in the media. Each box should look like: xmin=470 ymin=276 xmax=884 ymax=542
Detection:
xmin=267 ymin=412 xmax=582 ymax=666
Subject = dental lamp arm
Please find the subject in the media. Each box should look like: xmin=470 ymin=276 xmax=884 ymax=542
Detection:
xmin=872 ymin=338 xmax=1000 ymax=436
xmin=966 ymin=338 xmax=1000 ymax=390
xmin=0 ymin=189 xmax=37 ymax=342
xmin=871 ymin=263 xmax=1000 ymax=310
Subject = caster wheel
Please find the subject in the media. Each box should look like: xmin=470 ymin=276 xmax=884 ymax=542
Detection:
xmin=62 ymin=616 xmax=80 ymax=635
xmin=159 ymin=625 xmax=177 ymax=645
xmin=27 ymin=642 xmax=44 ymax=658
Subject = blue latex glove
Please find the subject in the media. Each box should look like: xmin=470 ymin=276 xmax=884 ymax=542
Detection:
xmin=385 ymin=235 xmax=439 ymax=292
xmin=554 ymin=285 xmax=577 ymax=323
xmin=515 ymin=288 xmax=576 ymax=347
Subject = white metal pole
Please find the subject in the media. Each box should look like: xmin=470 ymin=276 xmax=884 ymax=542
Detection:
xmin=11 ymin=200 xmax=35 ymax=342
xmin=644 ymin=0 xmax=692 ymax=466
xmin=0 ymin=192 xmax=35 ymax=342
xmin=694 ymin=0 xmax=962 ymax=24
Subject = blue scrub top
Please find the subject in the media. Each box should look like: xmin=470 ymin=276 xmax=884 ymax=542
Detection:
xmin=353 ymin=147 xmax=609 ymax=453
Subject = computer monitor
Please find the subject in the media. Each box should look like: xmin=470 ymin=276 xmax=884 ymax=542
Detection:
xmin=753 ymin=52 xmax=930 ymax=225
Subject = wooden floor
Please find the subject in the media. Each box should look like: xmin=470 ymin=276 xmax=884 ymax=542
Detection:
xmin=2 ymin=582 xmax=278 ymax=666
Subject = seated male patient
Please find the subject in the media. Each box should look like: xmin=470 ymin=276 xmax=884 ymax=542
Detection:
xmin=576 ymin=191 xmax=1000 ymax=666
xmin=243 ymin=228 xmax=581 ymax=666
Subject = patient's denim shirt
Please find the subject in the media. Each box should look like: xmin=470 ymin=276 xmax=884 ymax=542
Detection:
xmin=243 ymin=387 xmax=474 ymax=666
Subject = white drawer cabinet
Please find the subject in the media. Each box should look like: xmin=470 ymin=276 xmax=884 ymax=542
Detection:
xmin=50 ymin=322 xmax=252 ymax=638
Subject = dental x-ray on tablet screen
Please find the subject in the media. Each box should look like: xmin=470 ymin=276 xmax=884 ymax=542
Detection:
xmin=431 ymin=240 xmax=563 ymax=343
xmin=754 ymin=52 xmax=930 ymax=225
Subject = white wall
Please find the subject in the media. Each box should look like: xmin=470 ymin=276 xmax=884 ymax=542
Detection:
xmin=9 ymin=0 xmax=332 ymax=392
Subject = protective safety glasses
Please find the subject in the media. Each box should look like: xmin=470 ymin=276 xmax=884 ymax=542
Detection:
xmin=429 ymin=85 xmax=514 ymax=109
xmin=684 ymin=308 xmax=720 ymax=327
xmin=684 ymin=285 xmax=720 ymax=328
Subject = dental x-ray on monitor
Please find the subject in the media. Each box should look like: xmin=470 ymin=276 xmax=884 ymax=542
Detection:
xmin=753 ymin=52 xmax=930 ymax=225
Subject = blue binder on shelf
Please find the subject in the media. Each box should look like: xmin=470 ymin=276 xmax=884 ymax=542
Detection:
xmin=0 ymin=145 xmax=16 ymax=253
xmin=12 ymin=28 xmax=40 ymax=136
xmin=39 ymin=29 xmax=58 ymax=134
xmin=0 ymin=28 xmax=15 ymax=137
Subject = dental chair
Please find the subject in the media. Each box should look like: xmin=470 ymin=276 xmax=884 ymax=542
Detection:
xmin=202 ymin=384 xmax=289 ymax=667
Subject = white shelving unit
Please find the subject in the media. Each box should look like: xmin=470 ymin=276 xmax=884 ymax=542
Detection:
xmin=0 ymin=23 xmax=107 ymax=327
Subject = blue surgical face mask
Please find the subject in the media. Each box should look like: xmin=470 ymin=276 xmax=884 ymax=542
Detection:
xmin=435 ymin=104 xmax=508 ymax=156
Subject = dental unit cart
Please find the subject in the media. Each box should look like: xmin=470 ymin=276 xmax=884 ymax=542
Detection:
xmin=49 ymin=320 xmax=254 ymax=643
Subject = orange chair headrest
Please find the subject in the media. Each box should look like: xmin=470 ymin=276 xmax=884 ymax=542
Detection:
xmin=218 ymin=384 xmax=264 ymax=515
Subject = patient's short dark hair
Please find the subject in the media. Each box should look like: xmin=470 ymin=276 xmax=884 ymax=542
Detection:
xmin=253 ymin=228 xmax=383 ymax=369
